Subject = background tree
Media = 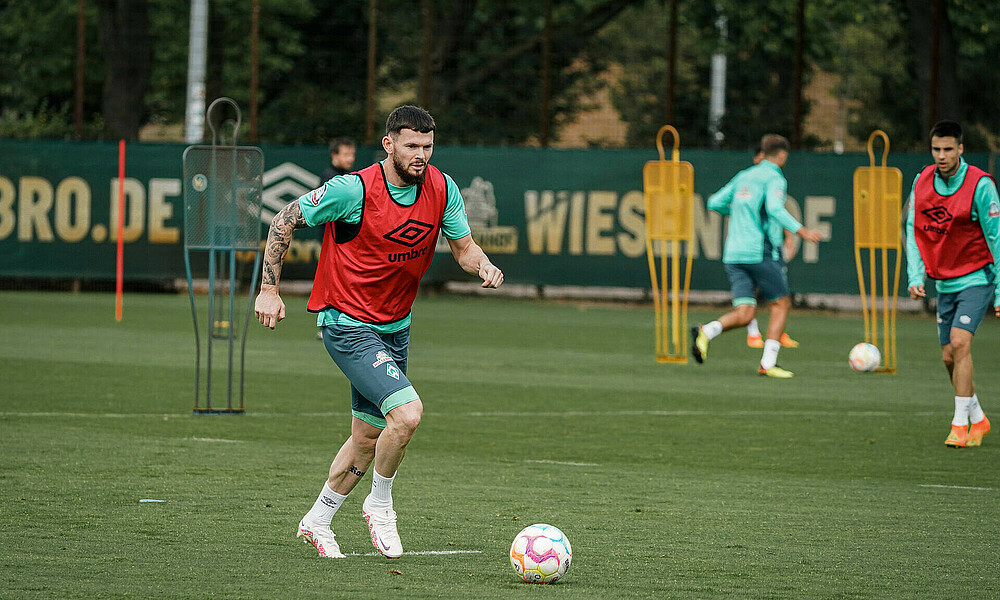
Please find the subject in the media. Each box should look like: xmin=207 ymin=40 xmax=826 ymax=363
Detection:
xmin=409 ymin=0 xmax=641 ymax=145
xmin=599 ymin=0 xmax=838 ymax=150
xmin=0 ymin=0 xmax=104 ymax=138
xmin=0 ymin=0 xmax=996 ymax=149
xmin=95 ymin=0 xmax=152 ymax=140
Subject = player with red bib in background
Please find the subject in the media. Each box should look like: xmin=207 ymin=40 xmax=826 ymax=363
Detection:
xmin=905 ymin=120 xmax=1000 ymax=448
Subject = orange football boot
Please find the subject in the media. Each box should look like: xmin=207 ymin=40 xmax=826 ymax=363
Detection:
xmin=944 ymin=424 xmax=969 ymax=448
xmin=967 ymin=416 xmax=990 ymax=447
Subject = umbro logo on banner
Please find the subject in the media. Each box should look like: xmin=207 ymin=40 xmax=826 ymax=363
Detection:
xmin=383 ymin=220 xmax=434 ymax=247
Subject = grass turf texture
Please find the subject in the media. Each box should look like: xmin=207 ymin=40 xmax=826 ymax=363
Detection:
xmin=2 ymin=290 xmax=998 ymax=599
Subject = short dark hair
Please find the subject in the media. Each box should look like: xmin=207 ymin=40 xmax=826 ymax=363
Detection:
xmin=385 ymin=105 xmax=435 ymax=137
xmin=760 ymin=134 xmax=790 ymax=157
xmin=929 ymin=120 xmax=963 ymax=144
xmin=329 ymin=137 xmax=355 ymax=154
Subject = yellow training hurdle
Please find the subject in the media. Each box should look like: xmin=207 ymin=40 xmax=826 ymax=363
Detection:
xmin=852 ymin=130 xmax=902 ymax=374
xmin=643 ymin=125 xmax=694 ymax=363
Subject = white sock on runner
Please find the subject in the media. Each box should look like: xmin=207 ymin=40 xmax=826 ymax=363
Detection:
xmin=968 ymin=394 xmax=985 ymax=424
xmin=304 ymin=483 xmax=346 ymax=527
xmin=370 ymin=469 xmax=395 ymax=507
xmin=703 ymin=320 xmax=723 ymax=340
xmin=747 ymin=318 xmax=760 ymax=337
xmin=760 ymin=339 xmax=781 ymax=369
xmin=953 ymin=396 xmax=972 ymax=427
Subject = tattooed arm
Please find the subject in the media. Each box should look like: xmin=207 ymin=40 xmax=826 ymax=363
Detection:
xmin=254 ymin=201 xmax=309 ymax=329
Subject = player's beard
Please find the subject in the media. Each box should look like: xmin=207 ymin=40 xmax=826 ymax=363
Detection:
xmin=391 ymin=152 xmax=427 ymax=186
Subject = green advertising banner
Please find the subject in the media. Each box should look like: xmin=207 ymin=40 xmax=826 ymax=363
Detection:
xmin=0 ymin=139 xmax=992 ymax=294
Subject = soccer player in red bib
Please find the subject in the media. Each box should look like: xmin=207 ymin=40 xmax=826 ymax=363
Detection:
xmin=254 ymin=106 xmax=504 ymax=558
xmin=905 ymin=120 xmax=1000 ymax=448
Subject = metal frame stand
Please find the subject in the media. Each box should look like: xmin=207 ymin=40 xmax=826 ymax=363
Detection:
xmin=182 ymin=98 xmax=265 ymax=413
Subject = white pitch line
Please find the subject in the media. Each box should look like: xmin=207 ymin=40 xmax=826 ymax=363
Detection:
xmin=343 ymin=550 xmax=482 ymax=557
xmin=1 ymin=412 xmax=187 ymax=419
xmin=525 ymin=459 xmax=599 ymax=467
xmin=2 ymin=409 xmax=942 ymax=419
xmin=466 ymin=410 xmax=914 ymax=418
xmin=190 ymin=437 xmax=245 ymax=443
xmin=919 ymin=484 xmax=994 ymax=492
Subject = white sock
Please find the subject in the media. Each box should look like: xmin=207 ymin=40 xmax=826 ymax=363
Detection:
xmin=370 ymin=469 xmax=394 ymax=507
xmin=760 ymin=339 xmax=781 ymax=369
xmin=304 ymin=483 xmax=346 ymax=527
xmin=747 ymin=318 xmax=760 ymax=337
xmin=703 ymin=320 xmax=723 ymax=340
xmin=969 ymin=394 xmax=986 ymax=424
xmin=953 ymin=396 xmax=972 ymax=426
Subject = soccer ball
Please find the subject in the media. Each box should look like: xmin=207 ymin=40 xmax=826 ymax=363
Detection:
xmin=509 ymin=524 xmax=572 ymax=584
xmin=848 ymin=342 xmax=881 ymax=372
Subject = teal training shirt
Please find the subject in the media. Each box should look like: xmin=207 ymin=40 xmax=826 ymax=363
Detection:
xmin=707 ymin=160 xmax=803 ymax=264
xmin=904 ymin=158 xmax=1000 ymax=303
xmin=297 ymin=162 xmax=472 ymax=332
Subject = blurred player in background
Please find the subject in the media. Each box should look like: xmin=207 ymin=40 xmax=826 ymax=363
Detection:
xmin=254 ymin=105 xmax=504 ymax=558
xmin=316 ymin=137 xmax=358 ymax=340
xmin=321 ymin=137 xmax=356 ymax=182
xmin=746 ymin=144 xmax=800 ymax=349
xmin=692 ymin=134 xmax=822 ymax=378
xmin=905 ymin=120 xmax=1000 ymax=448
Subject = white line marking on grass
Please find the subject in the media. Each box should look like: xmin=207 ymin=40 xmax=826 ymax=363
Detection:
xmin=2 ymin=409 xmax=942 ymax=419
xmin=919 ymin=484 xmax=994 ymax=492
xmin=2 ymin=412 xmax=187 ymax=418
xmin=190 ymin=437 xmax=244 ymax=443
xmin=525 ymin=459 xmax=599 ymax=467
xmin=343 ymin=550 xmax=482 ymax=557
xmin=465 ymin=410 xmax=900 ymax=418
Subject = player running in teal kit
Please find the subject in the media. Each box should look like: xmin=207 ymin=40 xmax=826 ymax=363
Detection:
xmin=904 ymin=120 xmax=1000 ymax=448
xmin=692 ymin=134 xmax=822 ymax=378
xmin=254 ymin=106 xmax=504 ymax=558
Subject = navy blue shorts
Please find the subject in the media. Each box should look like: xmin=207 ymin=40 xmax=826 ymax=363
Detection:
xmin=936 ymin=284 xmax=994 ymax=346
xmin=321 ymin=323 xmax=418 ymax=429
xmin=724 ymin=259 xmax=789 ymax=307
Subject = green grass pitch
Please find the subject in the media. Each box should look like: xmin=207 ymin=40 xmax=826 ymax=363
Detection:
xmin=2 ymin=290 xmax=998 ymax=599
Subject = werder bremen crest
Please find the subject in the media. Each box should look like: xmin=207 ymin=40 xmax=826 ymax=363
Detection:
xmin=437 ymin=177 xmax=518 ymax=253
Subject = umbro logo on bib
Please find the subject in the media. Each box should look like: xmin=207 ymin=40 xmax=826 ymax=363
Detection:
xmin=383 ymin=219 xmax=434 ymax=247
xmin=921 ymin=206 xmax=953 ymax=225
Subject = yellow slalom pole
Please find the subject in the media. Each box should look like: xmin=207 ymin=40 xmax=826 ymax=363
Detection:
xmin=852 ymin=130 xmax=902 ymax=374
xmin=643 ymin=125 xmax=694 ymax=363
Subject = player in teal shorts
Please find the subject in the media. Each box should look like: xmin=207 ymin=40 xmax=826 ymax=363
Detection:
xmin=691 ymin=134 xmax=822 ymax=378
xmin=254 ymin=106 xmax=504 ymax=558
xmin=905 ymin=120 xmax=1000 ymax=448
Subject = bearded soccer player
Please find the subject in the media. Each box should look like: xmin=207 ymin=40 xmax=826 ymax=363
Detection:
xmin=904 ymin=120 xmax=1000 ymax=448
xmin=254 ymin=105 xmax=504 ymax=557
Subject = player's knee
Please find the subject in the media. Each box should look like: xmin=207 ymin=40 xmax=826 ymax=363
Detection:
xmin=949 ymin=333 xmax=972 ymax=354
xmin=387 ymin=399 xmax=422 ymax=437
xmin=734 ymin=306 xmax=755 ymax=326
